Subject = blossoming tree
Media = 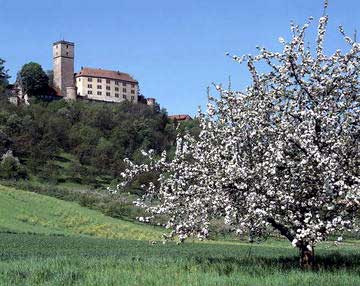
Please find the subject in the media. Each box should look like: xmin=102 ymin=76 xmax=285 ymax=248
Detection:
xmin=118 ymin=5 xmax=359 ymax=268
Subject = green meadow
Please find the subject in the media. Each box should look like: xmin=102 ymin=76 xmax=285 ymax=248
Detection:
xmin=0 ymin=185 xmax=359 ymax=286
xmin=0 ymin=185 xmax=161 ymax=240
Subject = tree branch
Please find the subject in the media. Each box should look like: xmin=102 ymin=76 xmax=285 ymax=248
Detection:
xmin=267 ymin=217 xmax=295 ymax=242
xmin=288 ymin=56 xmax=314 ymax=101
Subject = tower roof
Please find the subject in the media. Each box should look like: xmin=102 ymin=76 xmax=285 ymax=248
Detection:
xmin=168 ymin=114 xmax=192 ymax=121
xmin=75 ymin=67 xmax=138 ymax=83
xmin=53 ymin=40 xmax=74 ymax=46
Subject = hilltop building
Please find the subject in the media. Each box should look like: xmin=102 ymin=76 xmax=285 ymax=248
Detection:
xmin=75 ymin=67 xmax=138 ymax=103
xmin=9 ymin=40 xmax=158 ymax=107
xmin=52 ymin=40 xmax=151 ymax=105
xmin=168 ymin=114 xmax=192 ymax=121
xmin=53 ymin=40 xmax=75 ymax=98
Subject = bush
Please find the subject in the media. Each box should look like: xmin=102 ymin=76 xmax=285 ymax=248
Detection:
xmin=79 ymin=194 xmax=98 ymax=208
xmin=0 ymin=151 xmax=27 ymax=179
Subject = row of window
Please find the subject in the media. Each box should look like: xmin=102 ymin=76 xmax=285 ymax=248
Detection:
xmin=85 ymin=77 xmax=135 ymax=88
xmin=86 ymin=84 xmax=135 ymax=94
xmin=87 ymin=90 xmax=135 ymax=100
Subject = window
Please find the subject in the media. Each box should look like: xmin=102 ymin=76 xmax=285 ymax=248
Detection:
xmin=106 ymin=92 xmax=111 ymax=96
xmin=131 ymin=90 xmax=135 ymax=94
xmin=97 ymin=91 xmax=102 ymax=95
xmin=106 ymin=79 xmax=110 ymax=84
xmin=115 ymin=93 xmax=119 ymax=98
xmin=66 ymin=52 xmax=69 ymax=56
xmin=131 ymin=83 xmax=135 ymax=88
xmin=131 ymin=96 xmax=134 ymax=101
xmin=106 ymin=86 xmax=110 ymax=90
xmin=87 ymin=90 xmax=92 ymax=95
xmin=115 ymin=81 xmax=119 ymax=85
xmin=88 ymin=84 xmax=92 ymax=88
xmin=66 ymin=45 xmax=69 ymax=48
xmin=97 ymin=85 xmax=102 ymax=89
xmin=123 ymin=88 xmax=126 ymax=93
xmin=122 ymin=94 xmax=126 ymax=99
xmin=97 ymin=78 xmax=102 ymax=83
xmin=122 ymin=82 xmax=126 ymax=86
xmin=88 ymin=77 xmax=92 ymax=82
xmin=115 ymin=87 xmax=119 ymax=91
xmin=78 ymin=78 xmax=81 ymax=82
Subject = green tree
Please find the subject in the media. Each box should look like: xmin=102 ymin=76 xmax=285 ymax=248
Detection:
xmin=0 ymin=58 xmax=10 ymax=96
xmin=93 ymin=137 xmax=114 ymax=171
xmin=46 ymin=70 xmax=54 ymax=87
xmin=0 ymin=150 xmax=27 ymax=179
xmin=0 ymin=99 xmax=177 ymax=184
xmin=18 ymin=62 xmax=49 ymax=96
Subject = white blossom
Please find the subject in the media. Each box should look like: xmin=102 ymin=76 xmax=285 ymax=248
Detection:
xmin=278 ymin=37 xmax=285 ymax=44
xmin=117 ymin=6 xmax=359 ymax=258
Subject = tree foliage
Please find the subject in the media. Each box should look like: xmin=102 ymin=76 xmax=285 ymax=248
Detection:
xmin=0 ymin=150 xmax=27 ymax=179
xmin=0 ymin=100 xmax=182 ymax=185
xmin=120 ymin=6 xmax=359 ymax=268
xmin=0 ymin=58 xmax=10 ymax=96
xmin=17 ymin=62 xmax=49 ymax=96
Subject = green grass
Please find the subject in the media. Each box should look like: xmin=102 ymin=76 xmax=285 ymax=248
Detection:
xmin=0 ymin=185 xmax=162 ymax=240
xmin=0 ymin=232 xmax=359 ymax=286
xmin=1 ymin=184 xmax=359 ymax=285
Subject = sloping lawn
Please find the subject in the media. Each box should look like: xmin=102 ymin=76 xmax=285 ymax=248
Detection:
xmin=0 ymin=185 xmax=161 ymax=240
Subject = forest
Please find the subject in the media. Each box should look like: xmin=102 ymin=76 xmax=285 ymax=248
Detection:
xmin=0 ymin=97 xmax=198 ymax=187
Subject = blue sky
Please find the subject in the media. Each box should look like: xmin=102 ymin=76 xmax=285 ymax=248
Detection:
xmin=0 ymin=0 xmax=359 ymax=116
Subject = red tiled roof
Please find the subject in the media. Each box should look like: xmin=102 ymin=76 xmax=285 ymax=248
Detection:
xmin=168 ymin=114 xmax=192 ymax=121
xmin=75 ymin=67 xmax=138 ymax=83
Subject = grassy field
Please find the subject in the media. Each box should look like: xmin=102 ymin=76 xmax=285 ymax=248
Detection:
xmin=0 ymin=184 xmax=359 ymax=285
xmin=0 ymin=232 xmax=359 ymax=286
xmin=0 ymin=185 xmax=161 ymax=240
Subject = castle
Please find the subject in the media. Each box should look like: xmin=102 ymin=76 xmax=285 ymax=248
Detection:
xmin=52 ymin=40 xmax=156 ymax=105
xmin=10 ymin=41 xmax=194 ymax=119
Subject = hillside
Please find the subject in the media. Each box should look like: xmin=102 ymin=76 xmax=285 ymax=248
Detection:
xmin=0 ymin=185 xmax=162 ymax=240
xmin=0 ymin=99 xmax=178 ymax=187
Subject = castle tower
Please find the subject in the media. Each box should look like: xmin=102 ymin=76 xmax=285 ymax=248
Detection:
xmin=53 ymin=40 xmax=75 ymax=97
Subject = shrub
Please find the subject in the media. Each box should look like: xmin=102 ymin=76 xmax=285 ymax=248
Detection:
xmin=0 ymin=150 xmax=27 ymax=179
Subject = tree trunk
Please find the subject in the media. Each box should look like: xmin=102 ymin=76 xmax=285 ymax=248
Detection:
xmin=299 ymin=244 xmax=315 ymax=270
xmin=266 ymin=218 xmax=316 ymax=269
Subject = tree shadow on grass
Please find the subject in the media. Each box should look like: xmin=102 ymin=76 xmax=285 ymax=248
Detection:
xmin=190 ymin=252 xmax=360 ymax=275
